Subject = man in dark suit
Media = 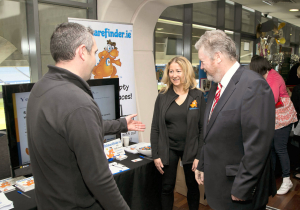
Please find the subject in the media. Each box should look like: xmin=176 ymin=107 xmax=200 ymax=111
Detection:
xmin=194 ymin=30 xmax=276 ymax=210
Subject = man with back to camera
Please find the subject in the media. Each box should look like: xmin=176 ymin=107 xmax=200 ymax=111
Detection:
xmin=26 ymin=22 xmax=145 ymax=210
xmin=194 ymin=30 xmax=276 ymax=210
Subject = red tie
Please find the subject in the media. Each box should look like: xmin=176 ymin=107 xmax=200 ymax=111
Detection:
xmin=209 ymin=83 xmax=222 ymax=120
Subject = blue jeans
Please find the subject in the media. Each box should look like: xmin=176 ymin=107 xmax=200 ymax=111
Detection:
xmin=271 ymin=124 xmax=293 ymax=178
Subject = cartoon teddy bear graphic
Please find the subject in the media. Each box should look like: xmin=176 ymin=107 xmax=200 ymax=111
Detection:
xmin=92 ymin=40 xmax=121 ymax=79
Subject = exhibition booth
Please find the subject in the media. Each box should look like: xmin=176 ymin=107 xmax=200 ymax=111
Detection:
xmin=1 ymin=0 xmax=300 ymax=209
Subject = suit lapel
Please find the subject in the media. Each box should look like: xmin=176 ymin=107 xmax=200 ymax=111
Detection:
xmin=204 ymin=66 xmax=245 ymax=140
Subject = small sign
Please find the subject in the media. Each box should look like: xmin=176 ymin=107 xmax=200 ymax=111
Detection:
xmin=104 ymin=138 xmax=125 ymax=159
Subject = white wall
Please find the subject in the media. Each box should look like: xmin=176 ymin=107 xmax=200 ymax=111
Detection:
xmin=97 ymin=0 xmax=213 ymax=142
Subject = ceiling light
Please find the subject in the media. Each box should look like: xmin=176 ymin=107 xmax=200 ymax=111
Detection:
xmin=158 ymin=19 xmax=183 ymax=26
xmin=225 ymin=0 xmax=234 ymax=5
xmin=225 ymin=30 xmax=234 ymax=34
xmin=262 ymin=0 xmax=273 ymax=6
xmin=242 ymin=6 xmax=255 ymax=12
xmin=289 ymin=9 xmax=299 ymax=12
xmin=192 ymin=24 xmax=216 ymax=31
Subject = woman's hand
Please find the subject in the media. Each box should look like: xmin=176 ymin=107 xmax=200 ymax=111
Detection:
xmin=192 ymin=159 xmax=199 ymax=172
xmin=154 ymin=158 xmax=164 ymax=174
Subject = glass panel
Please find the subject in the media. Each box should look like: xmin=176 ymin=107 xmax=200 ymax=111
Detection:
xmin=0 ymin=0 xmax=30 ymax=129
xmin=225 ymin=30 xmax=234 ymax=40
xmin=225 ymin=1 xmax=234 ymax=30
xmin=155 ymin=19 xmax=183 ymax=90
xmin=191 ymin=25 xmax=216 ymax=66
xmin=242 ymin=6 xmax=255 ymax=34
xmin=38 ymin=3 xmax=87 ymax=75
xmin=291 ymin=25 xmax=296 ymax=43
xmin=240 ymin=39 xmax=253 ymax=65
xmin=191 ymin=25 xmax=216 ymax=85
xmin=160 ymin=5 xmax=183 ymax=20
xmin=193 ymin=1 xmax=217 ymax=26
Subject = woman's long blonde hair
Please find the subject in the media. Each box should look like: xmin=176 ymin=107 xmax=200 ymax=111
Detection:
xmin=160 ymin=56 xmax=198 ymax=94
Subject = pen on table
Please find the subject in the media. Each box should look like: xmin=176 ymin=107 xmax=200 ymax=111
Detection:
xmin=140 ymin=155 xmax=153 ymax=161
xmin=17 ymin=191 xmax=31 ymax=198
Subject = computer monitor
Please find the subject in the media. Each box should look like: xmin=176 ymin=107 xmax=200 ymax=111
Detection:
xmin=2 ymin=78 xmax=120 ymax=177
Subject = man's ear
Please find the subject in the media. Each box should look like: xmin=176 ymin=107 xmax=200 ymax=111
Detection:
xmin=215 ymin=52 xmax=222 ymax=64
xmin=77 ymin=45 xmax=86 ymax=61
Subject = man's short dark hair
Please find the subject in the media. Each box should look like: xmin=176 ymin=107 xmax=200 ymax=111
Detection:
xmin=250 ymin=55 xmax=272 ymax=76
xmin=50 ymin=22 xmax=94 ymax=63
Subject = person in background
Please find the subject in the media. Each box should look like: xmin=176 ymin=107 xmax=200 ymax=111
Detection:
xmin=26 ymin=22 xmax=145 ymax=210
xmin=195 ymin=30 xmax=276 ymax=210
xmin=286 ymin=61 xmax=300 ymax=85
xmin=250 ymin=55 xmax=297 ymax=195
xmin=151 ymin=56 xmax=205 ymax=210
xmin=291 ymin=65 xmax=300 ymax=180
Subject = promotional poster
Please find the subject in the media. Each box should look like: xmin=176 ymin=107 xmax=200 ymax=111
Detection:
xmin=69 ymin=18 xmax=138 ymax=143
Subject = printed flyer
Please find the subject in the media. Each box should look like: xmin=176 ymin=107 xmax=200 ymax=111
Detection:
xmin=103 ymin=139 xmax=125 ymax=159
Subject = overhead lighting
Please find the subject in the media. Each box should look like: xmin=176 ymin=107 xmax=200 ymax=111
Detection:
xmin=158 ymin=19 xmax=183 ymax=26
xmin=242 ymin=6 xmax=255 ymax=12
xmin=262 ymin=0 xmax=273 ymax=6
xmin=192 ymin=24 xmax=216 ymax=31
xmin=225 ymin=0 xmax=234 ymax=5
xmin=225 ymin=30 xmax=234 ymax=35
xmin=289 ymin=9 xmax=299 ymax=12
xmin=155 ymin=31 xmax=182 ymax=36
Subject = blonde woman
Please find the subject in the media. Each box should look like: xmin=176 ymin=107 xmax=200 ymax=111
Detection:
xmin=150 ymin=56 xmax=206 ymax=210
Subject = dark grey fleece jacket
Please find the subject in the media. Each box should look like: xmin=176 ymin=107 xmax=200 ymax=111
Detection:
xmin=150 ymin=87 xmax=206 ymax=165
xmin=26 ymin=65 xmax=129 ymax=210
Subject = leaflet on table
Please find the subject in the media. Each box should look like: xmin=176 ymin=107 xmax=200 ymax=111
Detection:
xmin=15 ymin=176 xmax=35 ymax=192
xmin=0 ymin=178 xmax=15 ymax=193
xmin=104 ymin=139 xmax=125 ymax=159
xmin=123 ymin=142 xmax=150 ymax=154
xmin=0 ymin=192 xmax=13 ymax=210
xmin=109 ymin=163 xmax=129 ymax=175
xmin=0 ymin=176 xmax=26 ymax=193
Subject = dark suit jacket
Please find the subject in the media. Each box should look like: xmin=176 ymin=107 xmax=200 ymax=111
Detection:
xmin=197 ymin=66 xmax=276 ymax=210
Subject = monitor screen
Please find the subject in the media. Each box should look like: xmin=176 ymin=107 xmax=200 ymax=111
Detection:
xmin=3 ymin=78 xmax=120 ymax=177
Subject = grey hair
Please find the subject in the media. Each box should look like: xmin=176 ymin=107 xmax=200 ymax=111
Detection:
xmin=195 ymin=30 xmax=237 ymax=61
xmin=50 ymin=22 xmax=94 ymax=63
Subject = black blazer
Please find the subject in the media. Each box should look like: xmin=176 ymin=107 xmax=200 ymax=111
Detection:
xmin=150 ymin=87 xmax=206 ymax=165
xmin=197 ymin=66 xmax=276 ymax=210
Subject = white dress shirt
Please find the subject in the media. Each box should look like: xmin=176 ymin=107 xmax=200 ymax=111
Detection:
xmin=209 ymin=61 xmax=240 ymax=114
xmin=219 ymin=61 xmax=240 ymax=97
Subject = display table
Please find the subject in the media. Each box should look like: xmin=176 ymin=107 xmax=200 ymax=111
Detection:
xmin=5 ymin=152 xmax=162 ymax=210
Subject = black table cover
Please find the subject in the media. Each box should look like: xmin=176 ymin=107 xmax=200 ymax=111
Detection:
xmin=5 ymin=152 xmax=162 ymax=210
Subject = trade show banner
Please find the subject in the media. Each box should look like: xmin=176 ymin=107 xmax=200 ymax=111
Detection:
xmin=69 ymin=18 xmax=139 ymax=143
